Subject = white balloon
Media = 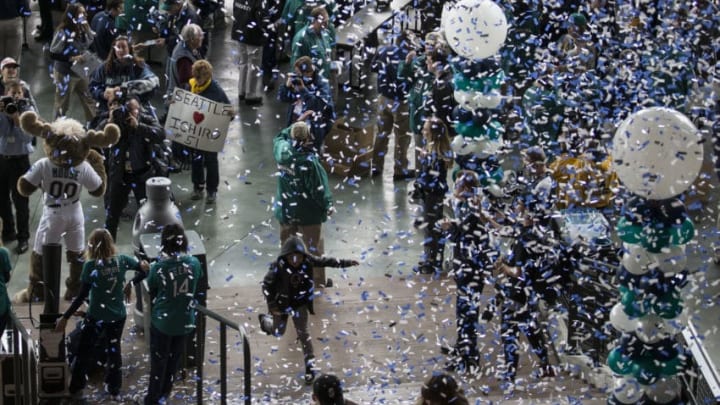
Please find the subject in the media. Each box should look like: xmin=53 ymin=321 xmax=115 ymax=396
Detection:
xmin=451 ymin=134 xmax=476 ymax=155
xmin=450 ymin=135 xmax=503 ymax=157
xmin=612 ymin=107 xmax=703 ymax=200
xmin=645 ymin=377 xmax=680 ymax=404
xmin=442 ymin=0 xmax=509 ymax=60
xmin=440 ymin=3 xmax=453 ymax=37
xmin=622 ymin=243 xmax=652 ymax=275
xmin=613 ymin=376 xmax=645 ymax=404
xmin=476 ymin=93 xmax=504 ymax=109
xmin=475 ymin=138 xmax=502 ymax=156
xmin=649 ymin=245 xmax=687 ymax=274
xmin=610 ymin=303 xmax=637 ymax=333
xmin=636 ymin=314 xmax=669 ymax=343
xmin=454 ymin=90 xmax=503 ymax=110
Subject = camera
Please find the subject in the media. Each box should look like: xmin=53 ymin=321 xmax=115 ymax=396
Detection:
xmin=111 ymin=106 xmax=128 ymax=124
xmin=109 ymin=92 xmax=130 ymax=124
xmin=288 ymin=73 xmax=303 ymax=87
xmin=0 ymin=96 xmax=30 ymax=115
xmin=149 ymin=9 xmax=170 ymax=36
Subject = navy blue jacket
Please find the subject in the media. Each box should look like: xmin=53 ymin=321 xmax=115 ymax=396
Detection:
xmin=278 ymin=72 xmax=335 ymax=148
xmin=371 ymin=44 xmax=409 ymax=101
xmin=197 ymin=80 xmax=231 ymax=104
xmin=0 ymin=0 xmax=29 ymax=19
xmin=91 ymin=10 xmax=119 ymax=60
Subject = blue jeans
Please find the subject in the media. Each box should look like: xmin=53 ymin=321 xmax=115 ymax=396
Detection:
xmin=145 ymin=327 xmax=190 ymax=405
xmin=69 ymin=316 xmax=126 ymax=395
xmin=190 ymin=149 xmax=219 ymax=194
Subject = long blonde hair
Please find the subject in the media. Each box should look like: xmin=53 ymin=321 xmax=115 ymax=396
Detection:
xmin=423 ymin=117 xmax=453 ymax=163
xmin=86 ymin=228 xmax=117 ymax=261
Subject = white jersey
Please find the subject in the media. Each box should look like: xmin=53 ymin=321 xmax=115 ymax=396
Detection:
xmin=23 ymin=158 xmax=102 ymax=207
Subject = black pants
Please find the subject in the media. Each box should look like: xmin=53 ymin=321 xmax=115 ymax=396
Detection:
xmin=0 ymin=155 xmax=30 ymax=242
xmin=455 ymin=281 xmax=483 ymax=360
xmin=190 ymin=149 xmax=219 ymax=194
xmin=145 ymin=326 xmax=189 ymax=405
xmin=37 ymin=0 xmax=54 ymax=37
xmin=420 ymin=192 xmax=445 ymax=268
xmin=105 ymin=169 xmax=151 ymax=241
xmin=0 ymin=310 xmax=7 ymax=335
xmin=500 ymin=298 xmax=549 ymax=381
xmin=69 ymin=316 xmax=126 ymax=395
xmin=261 ymin=30 xmax=277 ymax=83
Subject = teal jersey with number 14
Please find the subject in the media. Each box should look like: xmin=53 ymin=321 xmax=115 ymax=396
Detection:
xmin=148 ymin=255 xmax=202 ymax=336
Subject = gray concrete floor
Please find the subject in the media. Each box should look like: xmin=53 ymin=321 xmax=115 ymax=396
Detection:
xmin=6 ymin=2 xmax=720 ymax=403
xmin=7 ymin=7 xmax=424 ymax=299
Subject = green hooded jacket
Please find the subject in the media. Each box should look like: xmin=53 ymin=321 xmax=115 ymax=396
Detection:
xmin=281 ymin=0 xmax=337 ymax=43
xmin=273 ymin=127 xmax=333 ymax=225
xmin=291 ymin=24 xmax=334 ymax=79
xmin=398 ymin=55 xmax=434 ymax=134
xmin=116 ymin=0 xmax=158 ymax=33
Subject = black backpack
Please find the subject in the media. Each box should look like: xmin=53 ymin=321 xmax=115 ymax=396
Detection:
xmin=66 ymin=318 xmax=107 ymax=375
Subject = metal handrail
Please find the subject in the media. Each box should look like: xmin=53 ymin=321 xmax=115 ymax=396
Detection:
xmin=7 ymin=310 xmax=39 ymax=405
xmin=195 ymin=305 xmax=251 ymax=405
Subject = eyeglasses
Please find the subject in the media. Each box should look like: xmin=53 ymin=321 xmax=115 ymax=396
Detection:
xmin=3 ymin=66 xmax=18 ymax=70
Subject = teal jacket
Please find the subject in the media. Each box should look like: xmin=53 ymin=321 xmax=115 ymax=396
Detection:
xmin=291 ymin=25 xmax=334 ymax=79
xmin=116 ymin=0 xmax=158 ymax=33
xmin=398 ymin=55 xmax=434 ymax=134
xmin=273 ymin=127 xmax=332 ymax=225
xmin=281 ymin=0 xmax=336 ymax=45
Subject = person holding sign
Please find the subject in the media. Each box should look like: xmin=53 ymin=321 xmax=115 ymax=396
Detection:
xmin=187 ymin=60 xmax=231 ymax=204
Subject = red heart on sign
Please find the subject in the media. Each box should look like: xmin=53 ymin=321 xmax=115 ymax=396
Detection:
xmin=193 ymin=111 xmax=205 ymax=124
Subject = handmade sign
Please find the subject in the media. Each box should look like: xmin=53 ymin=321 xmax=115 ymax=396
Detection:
xmin=164 ymin=88 xmax=233 ymax=153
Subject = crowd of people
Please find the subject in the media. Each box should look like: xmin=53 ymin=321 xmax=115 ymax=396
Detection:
xmin=0 ymin=0 xmax=718 ymax=403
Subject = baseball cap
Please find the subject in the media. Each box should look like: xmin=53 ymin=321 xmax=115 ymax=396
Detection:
xmin=0 ymin=57 xmax=19 ymax=70
xmin=313 ymin=374 xmax=344 ymax=405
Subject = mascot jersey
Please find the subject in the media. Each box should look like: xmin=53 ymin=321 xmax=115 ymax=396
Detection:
xmin=22 ymin=158 xmax=102 ymax=253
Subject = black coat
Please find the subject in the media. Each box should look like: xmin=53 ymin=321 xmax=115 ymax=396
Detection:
xmin=262 ymin=254 xmax=354 ymax=311
xmin=231 ymin=0 xmax=269 ymax=46
xmin=106 ymin=111 xmax=165 ymax=182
